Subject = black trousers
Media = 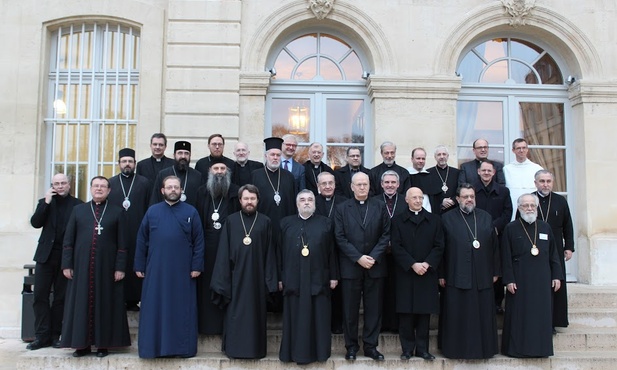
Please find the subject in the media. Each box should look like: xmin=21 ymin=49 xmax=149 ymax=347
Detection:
xmin=33 ymin=249 xmax=67 ymax=341
xmin=399 ymin=313 xmax=430 ymax=354
xmin=341 ymin=275 xmax=384 ymax=351
xmin=494 ymin=278 xmax=505 ymax=307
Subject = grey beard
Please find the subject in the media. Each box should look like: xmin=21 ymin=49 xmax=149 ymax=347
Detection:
xmin=461 ymin=204 xmax=475 ymax=213
xmin=521 ymin=212 xmax=537 ymax=224
xmin=207 ymin=172 xmax=231 ymax=198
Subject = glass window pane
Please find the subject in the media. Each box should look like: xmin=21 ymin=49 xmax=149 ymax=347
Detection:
xmin=457 ymin=101 xmax=504 ymax=146
xmin=535 ymin=54 xmax=563 ymax=84
xmin=326 ymin=99 xmax=365 ymax=144
xmin=511 ymin=39 xmax=542 ymax=63
xmin=295 ymin=57 xmax=317 ymax=80
xmin=481 ymin=60 xmax=508 ymax=83
xmin=286 ymin=34 xmax=317 ymax=59
xmin=327 ymin=146 xmax=364 ymax=170
xmin=340 ymin=51 xmax=363 ymax=80
xmin=53 ymin=123 xmax=90 ymax=162
xmin=294 ymin=146 xmax=309 ymax=164
xmin=320 ymin=34 xmax=350 ymax=61
xmin=102 ymin=84 xmax=137 ymax=119
xmin=320 ymin=57 xmax=342 ymax=80
xmin=531 ymin=148 xmax=566 ymax=192
xmin=458 ymin=52 xmax=485 ymax=83
xmin=511 ymin=60 xmax=538 ymax=84
xmin=519 ymin=102 xmax=565 ymax=146
xmin=273 ymin=50 xmax=296 ymax=80
xmin=270 ymin=99 xmax=311 ymax=143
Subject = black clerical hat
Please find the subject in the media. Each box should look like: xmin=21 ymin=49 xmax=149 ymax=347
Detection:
xmin=118 ymin=148 xmax=135 ymax=159
xmin=263 ymin=137 xmax=283 ymax=151
xmin=174 ymin=141 xmax=191 ymax=152
xmin=209 ymin=156 xmax=226 ymax=167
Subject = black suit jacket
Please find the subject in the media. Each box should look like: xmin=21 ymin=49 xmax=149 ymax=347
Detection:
xmin=474 ymin=180 xmax=512 ymax=235
xmin=334 ymin=165 xmax=370 ymax=198
xmin=30 ymin=195 xmax=83 ymax=263
xmin=458 ymin=159 xmax=505 ymax=186
xmin=334 ymin=197 xmax=390 ymax=279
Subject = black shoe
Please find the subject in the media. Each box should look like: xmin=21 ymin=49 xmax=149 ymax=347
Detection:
xmin=331 ymin=326 xmax=343 ymax=334
xmin=400 ymin=352 xmax=412 ymax=360
xmin=96 ymin=348 xmax=109 ymax=357
xmin=52 ymin=338 xmax=61 ymax=348
xmin=344 ymin=349 xmax=357 ymax=360
xmin=364 ymin=348 xmax=384 ymax=361
xmin=26 ymin=339 xmax=51 ymax=350
xmin=73 ymin=348 xmax=91 ymax=357
xmin=416 ymin=351 xmax=435 ymax=360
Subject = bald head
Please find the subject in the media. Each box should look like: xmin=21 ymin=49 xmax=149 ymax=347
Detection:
xmin=405 ymin=187 xmax=424 ymax=212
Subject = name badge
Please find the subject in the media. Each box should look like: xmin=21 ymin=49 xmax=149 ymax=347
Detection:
xmin=539 ymin=233 xmax=548 ymax=240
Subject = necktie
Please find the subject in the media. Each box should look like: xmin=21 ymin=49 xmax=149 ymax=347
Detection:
xmin=284 ymin=160 xmax=289 ymax=171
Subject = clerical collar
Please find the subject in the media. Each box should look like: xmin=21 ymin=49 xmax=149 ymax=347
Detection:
xmin=384 ymin=193 xmax=396 ymax=199
xmin=537 ymin=191 xmax=550 ymax=198
xmin=93 ymin=199 xmax=107 ymax=206
xmin=324 ymin=196 xmax=332 ymax=201
xmin=354 ymin=198 xmax=367 ymax=205
xmin=121 ymin=172 xmax=133 ymax=178
xmin=298 ymin=213 xmax=313 ymax=220
xmin=153 ymin=156 xmax=163 ymax=162
xmin=349 ymin=165 xmax=360 ymax=172
xmin=409 ymin=208 xmax=421 ymax=215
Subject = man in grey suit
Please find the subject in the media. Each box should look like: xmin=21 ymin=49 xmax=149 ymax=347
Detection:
xmin=335 ymin=172 xmax=390 ymax=361
xmin=281 ymin=134 xmax=306 ymax=192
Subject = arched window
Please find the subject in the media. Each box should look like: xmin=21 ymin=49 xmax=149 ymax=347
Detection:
xmin=456 ymin=37 xmax=569 ymax=193
xmin=46 ymin=22 xmax=140 ymax=200
xmin=266 ymin=32 xmax=371 ymax=168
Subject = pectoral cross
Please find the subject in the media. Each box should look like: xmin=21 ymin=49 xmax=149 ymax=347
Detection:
xmin=95 ymin=224 xmax=104 ymax=235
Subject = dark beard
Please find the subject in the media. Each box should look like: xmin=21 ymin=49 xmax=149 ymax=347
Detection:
xmin=176 ymin=159 xmax=189 ymax=171
xmin=206 ymin=171 xmax=231 ymax=198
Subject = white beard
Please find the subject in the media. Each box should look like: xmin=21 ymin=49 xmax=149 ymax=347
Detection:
xmin=521 ymin=212 xmax=537 ymax=224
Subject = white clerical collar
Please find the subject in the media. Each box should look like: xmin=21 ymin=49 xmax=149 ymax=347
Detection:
xmin=537 ymin=191 xmax=550 ymax=198
xmin=298 ymin=213 xmax=312 ymax=220
xmin=409 ymin=208 xmax=421 ymax=215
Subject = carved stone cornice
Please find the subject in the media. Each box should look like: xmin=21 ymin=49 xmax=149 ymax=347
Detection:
xmin=239 ymin=72 xmax=271 ymax=97
xmin=308 ymin=0 xmax=335 ymax=20
xmin=501 ymin=0 xmax=536 ymax=27
xmin=569 ymin=81 xmax=617 ymax=106
xmin=367 ymin=76 xmax=462 ymax=100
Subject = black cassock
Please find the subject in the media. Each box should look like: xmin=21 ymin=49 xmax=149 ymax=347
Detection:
xmin=279 ymin=214 xmax=338 ymax=364
xmin=251 ymin=167 xmax=297 ymax=236
xmin=501 ymin=219 xmax=563 ymax=357
xmin=535 ymin=191 xmax=574 ymax=328
xmin=195 ymin=183 xmax=239 ymax=334
xmin=425 ymin=165 xmax=460 ymax=215
xmin=303 ymin=161 xmax=335 ymax=195
xmin=108 ymin=173 xmax=151 ymax=303
xmin=136 ymin=155 xmax=175 ymax=187
xmin=210 ymin=211 xmax=278 ymax=359
xmin=368 ymin=162 xmax=410 ymax=196
xmin=60 ymin=201 xmax=130 ymax=349
xmin=151 ymin=165 xmax=204 ymax=207
xmin=231 ymin=159 xmax=263 ymax=187
xmin=439 ymin=208 xmax=500 ymax=359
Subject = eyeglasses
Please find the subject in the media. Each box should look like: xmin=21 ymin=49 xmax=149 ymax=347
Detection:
xmin=519 ymin=203 xmax=537 ymax=209
xmin=284 ymin=143 xmax=298 ymax=148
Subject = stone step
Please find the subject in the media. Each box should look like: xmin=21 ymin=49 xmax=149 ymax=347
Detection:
xmin=16 ymin=349 xmax=617 ymax=370
xmin=568 ymin=308 xmax=617 ymax=328
xmin=123 ymin=327 xmax=617 ymax=354
xmin=567 ymin=284 xmax=617 ymax=309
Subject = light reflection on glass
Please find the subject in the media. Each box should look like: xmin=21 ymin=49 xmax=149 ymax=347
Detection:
xmin=326 ymin=99 xmax=364 ymax=144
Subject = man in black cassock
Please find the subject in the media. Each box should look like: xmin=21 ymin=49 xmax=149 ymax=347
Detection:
xmin=135 ymin=176 xmax=204 ymax=358
xmin=534 ymin=169 xmax=574 ymax=331
xmin=474 ymin=160 xmax=512 ymax=313
xmin=439 ymin=183 xmax=499 ymax=359
xmin=335 ymin=172 xmax=390 ymax=361
xmin=303 ymin=142 xmax=335 ymax=195
xmin=369 ymin=141 xmax=410 ymax=196
xmin=195 ymin=133 xmax=235 ymax=181
xmin=210 ymin=184 xmax=278 ymax=359
xmin=315 ymin=171 xmax=346 ymax=334
xmin=391 ymin=187 xmax=444 ymax=361
xmin=251 ymin=137 xmax=297 ymax=312
xmin=136 ymin=133 xmax=175 ymax=186
xmin=425 ymin=145 xmax=459 ymax=215
xmin=231 ymin=141 xmax=263 ymax=187
xmin=372 ymin=170 xmax=406 ymax=333
xmin=28 ymin=173 xmax=83 ymax=350
xmin=61 ymin=176 xmax=130 ymax=358
xmin=501 ymin=194 xmax=563 ymax=358
xmin=334 ymin=147 xmax=369 ymax=198
xmin=107 ymin=148 xmax=150 ymax=311
xmin=195 ymin=158 xmax=239 ymax=335
xmin=407 ymin=147 xmax=433 ymax=212
xmin=279 ymin=190 xmax=338 ymax=364
xmin=151 ymin=140 xmax=204 ymax=207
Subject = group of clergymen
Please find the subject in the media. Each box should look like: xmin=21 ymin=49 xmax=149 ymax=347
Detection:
xmin=27 ymin=132 xmax=574 ymax=363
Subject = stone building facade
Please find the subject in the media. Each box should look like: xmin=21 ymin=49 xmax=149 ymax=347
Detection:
xmin=1 ymin=0 xmax=615 ymax=331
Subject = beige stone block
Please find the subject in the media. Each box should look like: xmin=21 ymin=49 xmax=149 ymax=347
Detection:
xmin=168 ymin=22 xmax=241 ymax=45
xmin=167 ymin=45 xmax=240 ymax=68
xmin=169 ymin=0 xmax=241 ymax=21
xmin=165 ymin=91 xmax=239 ymax=115
xmin=166 ymin=68 xmax=240 ymax=91
xmin=163 ymin=114 xmax=239 ymax=140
